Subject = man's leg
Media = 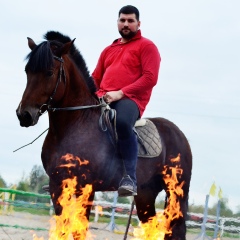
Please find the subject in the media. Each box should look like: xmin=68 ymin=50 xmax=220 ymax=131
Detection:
xmin=110 ymin=99 xmax=139 ymax=196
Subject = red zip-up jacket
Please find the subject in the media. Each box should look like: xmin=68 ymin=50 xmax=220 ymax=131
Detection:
xmin=92 ymin=30 xmax=161 ymax=116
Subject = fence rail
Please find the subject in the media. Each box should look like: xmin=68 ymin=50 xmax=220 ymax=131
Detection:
xmin=0 ymin=188 xmax=239 ymax=237
xmin=0 ymin=188 xmax=50 ymax=199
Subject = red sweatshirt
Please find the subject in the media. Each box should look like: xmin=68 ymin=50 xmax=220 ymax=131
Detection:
xmin=92 ymin=30 xmax=161 ymax=116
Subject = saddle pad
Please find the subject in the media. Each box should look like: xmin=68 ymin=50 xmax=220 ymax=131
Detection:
xmin=135 ymin=119 xmax=162 ymax=158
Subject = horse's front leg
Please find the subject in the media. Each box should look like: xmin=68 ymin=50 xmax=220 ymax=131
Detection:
xmin=49 ymin=178 xmax=63 ymax=215
xmin=72 ymin=190 xmax=95 ymax=240
xmin=49 ymin=177 xmax=95 ymax=240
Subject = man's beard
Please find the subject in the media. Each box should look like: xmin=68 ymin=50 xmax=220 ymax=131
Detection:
xmin=119 ymin=28 xmax=138 ymax=40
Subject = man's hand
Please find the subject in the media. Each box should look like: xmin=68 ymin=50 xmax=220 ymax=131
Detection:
xmin=104 ymin=90 xmax=124 ymax=103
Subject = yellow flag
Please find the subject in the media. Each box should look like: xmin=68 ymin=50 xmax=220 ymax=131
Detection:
xmin=209 ymin=182 xmax=216 ymax=196
xmin=218 ymin=188 xmax=223 ymax=199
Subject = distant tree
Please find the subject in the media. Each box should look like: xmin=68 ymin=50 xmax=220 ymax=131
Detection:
xmin=29 ymin=165 xmax=49 ymax=194
xmin=234 ymin=205 xmax=240 ymax=217
xmin=0 ymin=175 xmax=6 ymax=188
xmin=118 ymin=196 xmax=132 ymax=204
xmin=208 ymin=198 xmax=233 ymax=217
xmin=16 ymin=174 xmax=29 ymax=192
xmin=188 ymin=204 xmax=205 ymax=214
xmin=101 ymin=192 xmax=114 ymax=202
xmin=15 ymin=174 xmax=30 ymax=201
xmin=99 ymin=192 xmax=131 ymax=204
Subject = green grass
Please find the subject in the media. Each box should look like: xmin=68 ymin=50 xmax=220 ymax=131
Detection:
xmin=7 ymin=206 xmax=50 ymax=216
xmin=89 ymin=214 xmax=138 ymax=226
xmin=187 ymin=228 xmax=240 ymax=239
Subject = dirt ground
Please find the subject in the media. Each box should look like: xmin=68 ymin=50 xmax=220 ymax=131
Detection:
xmin=0 ymin=212 xmax=237 ymax=240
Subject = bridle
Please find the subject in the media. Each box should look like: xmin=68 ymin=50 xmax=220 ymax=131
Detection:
xmin=38 ymin=56 xmax=65 ymax=115
xmin=14 ymin=48 xmax=113 ymax=153
xmin=38 ymin=55 xmax=107 ymax=115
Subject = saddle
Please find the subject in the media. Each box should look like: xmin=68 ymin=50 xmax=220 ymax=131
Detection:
xmin=99 ymin=104 xmax=162 ymax=158
xmin=134 ymin=119 xmax=162 ymax=158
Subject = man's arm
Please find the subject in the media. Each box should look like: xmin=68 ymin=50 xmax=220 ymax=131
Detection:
xmin=121 ymin=43 xmax=161 ymax=97
xmin=92 ymin=52 xmax=105 ymax=89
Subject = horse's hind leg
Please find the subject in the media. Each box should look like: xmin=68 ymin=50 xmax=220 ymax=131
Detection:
xmin=164 ymin=196 xmax=188 ymax=240
xmin=165 ymin=180 xmax=190 ymax=240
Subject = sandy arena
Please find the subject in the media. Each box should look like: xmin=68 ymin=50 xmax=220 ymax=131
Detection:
xmin=0 ymin=212 xmax=236 ymax=240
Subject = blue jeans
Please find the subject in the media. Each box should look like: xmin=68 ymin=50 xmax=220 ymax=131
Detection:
xmin=110 ymin=99 xmax=139 ymax=184
xmin=110 ymin=99 xmax=139 ymax=140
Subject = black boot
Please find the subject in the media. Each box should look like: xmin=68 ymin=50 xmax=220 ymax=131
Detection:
xmin=117 ymin=134 xmax=138 ymax=197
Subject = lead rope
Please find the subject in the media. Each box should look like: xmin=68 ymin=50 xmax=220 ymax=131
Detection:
xmin=13 ymin=128 xmax=49 ymax=152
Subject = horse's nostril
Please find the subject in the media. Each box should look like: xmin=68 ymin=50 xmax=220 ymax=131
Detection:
xmin=23 ymin=111 xmax=31 ymax=119
xmin=18 ymin=111 xmax=33 ymax=127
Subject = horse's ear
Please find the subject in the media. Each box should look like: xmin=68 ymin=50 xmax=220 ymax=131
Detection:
xmin=60 ymin=38 xmax=76 ymax=55
xmin=27 ymin=37 xmax=37 ymax=50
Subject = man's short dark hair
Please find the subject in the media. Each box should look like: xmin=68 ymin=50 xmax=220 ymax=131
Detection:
xmin=118 ymin=5 xmax=140 ymax=21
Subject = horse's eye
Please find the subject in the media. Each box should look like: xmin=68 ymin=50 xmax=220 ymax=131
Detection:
xmin=46 ymin=70 xmax=54 ymax=77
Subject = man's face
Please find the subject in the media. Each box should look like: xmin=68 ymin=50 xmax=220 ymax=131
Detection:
xmin=117 ymin=13 xmax=140 ymax=40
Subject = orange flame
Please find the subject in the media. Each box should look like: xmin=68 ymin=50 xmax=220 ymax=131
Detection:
xmin=96 ymin=205 xmax=103 ymax=216
xmin=59 ymin=153 xmax=89 ymax=168
xmin=33 ymin=154 xmax=93 ymax=240
xmin=33 ymin=177 xmax=93 ymax=240
xmin=49 ymin=177 xmax=93 ymax=240
xmin=133 ymin=154 xmax=184 ymax=240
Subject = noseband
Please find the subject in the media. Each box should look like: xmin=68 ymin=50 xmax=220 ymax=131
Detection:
xmin=38 ymin=55 xmax=107 ymax=115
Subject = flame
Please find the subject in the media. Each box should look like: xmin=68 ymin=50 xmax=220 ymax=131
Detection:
xmin=49 ymin=177 xmax=93 ymax=240
xmin=133 ymin=154 xmax=184 ymax=240
xmin=33 ymin=177 xmax=93 ymax=240
xmin=59 ymin=153 xmax=89 ymax=168
xmin=33 ymin=154 xmax=93 ymax=240
xmin=96 ymin=205 xmax=103 ymax=216
xmin=32 ymin=234 xmax=44 ymax=240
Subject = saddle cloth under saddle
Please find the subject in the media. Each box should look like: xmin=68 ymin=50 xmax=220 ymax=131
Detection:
xmin=134 ymin=119 xmax=162 ymax=158
xmin=100 ymin=106 xmax=162 ymax=158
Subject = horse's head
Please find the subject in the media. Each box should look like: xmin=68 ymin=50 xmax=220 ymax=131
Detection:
xmin=16 ymin=35 xmax=74 ymax=127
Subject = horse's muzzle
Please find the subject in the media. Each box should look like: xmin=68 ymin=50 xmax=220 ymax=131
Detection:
xmin=16 ymin=107 xmax=39 ymax=127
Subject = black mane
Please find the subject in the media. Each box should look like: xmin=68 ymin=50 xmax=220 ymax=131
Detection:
xmin=25 ymin=31 xmax=96 ymax=94
xmin=25 ymin=41 xmax=54 ymax=73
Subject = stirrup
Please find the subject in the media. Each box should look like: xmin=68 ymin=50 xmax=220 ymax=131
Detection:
xmin=118 ymin=175 xmax=137 ymax=197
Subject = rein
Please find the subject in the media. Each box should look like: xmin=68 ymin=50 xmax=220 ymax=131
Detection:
xmin=14 ymin=55 xmax=113 ymax=152
xmin=48 ymin=103 xmax=107 ymax=112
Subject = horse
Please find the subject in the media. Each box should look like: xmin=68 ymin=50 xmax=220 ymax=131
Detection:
xmin=16 ymin=31 xmax=192 ymax=240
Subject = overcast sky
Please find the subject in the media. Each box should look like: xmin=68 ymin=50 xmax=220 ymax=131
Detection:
xmin=0 ymin=0 xmax=239 ymax=212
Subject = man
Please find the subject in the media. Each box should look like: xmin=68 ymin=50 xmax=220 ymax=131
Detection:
xmin=92 ymin=5 xmax=161 ymax=197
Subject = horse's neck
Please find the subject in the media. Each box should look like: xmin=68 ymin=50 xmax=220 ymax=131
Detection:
xmin=47 ymin=102 xmax=100 ymax=144
xmin=64 ymin=64 xmax=96 ymax=105
xmin=48 ymin=65 xmax=99 ymax=136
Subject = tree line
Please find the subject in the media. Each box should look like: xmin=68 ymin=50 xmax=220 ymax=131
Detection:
xmin=0 ymin=165 xmax=49 ymax=194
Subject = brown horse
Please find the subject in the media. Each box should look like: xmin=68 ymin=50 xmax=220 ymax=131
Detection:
xmin=16 ymin=31 xmax=192 ymax=240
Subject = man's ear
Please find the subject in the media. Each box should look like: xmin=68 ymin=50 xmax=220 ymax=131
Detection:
xmin=137 ymin=21 xmax=141 ymax=30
